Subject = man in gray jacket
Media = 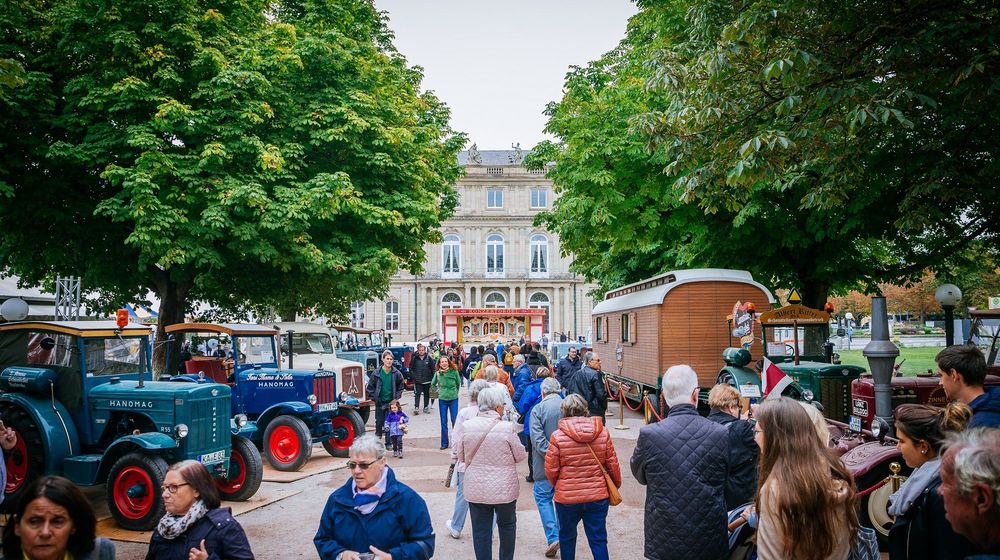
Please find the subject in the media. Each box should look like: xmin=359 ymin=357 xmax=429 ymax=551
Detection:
xmin=529 ymin=377 xmax=564 ymax=558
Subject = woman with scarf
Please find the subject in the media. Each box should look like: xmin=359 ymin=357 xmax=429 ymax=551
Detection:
xmin=888 ymin=402 xmax=974 ymax=560
xmin=146 ymin=461 xmax=254 ymax=560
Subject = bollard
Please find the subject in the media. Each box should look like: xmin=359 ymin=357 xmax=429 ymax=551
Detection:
xmin=889 ymin=462 xmax=904 ymax=492
xmin=643 ymin=390 xmax=651 ymax=424
xmin=614 ymin=383 xmax=630 ymax=431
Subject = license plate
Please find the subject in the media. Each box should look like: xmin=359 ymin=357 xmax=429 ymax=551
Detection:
xmin=199 ymin=450 xmax=226 ymax=465
xmin=317 ymin=402 xmax=336 ymax=412
xmin=849 ymin=415 xmax=862 ymax=433
xmin=852 ymin=398 xmax=869 ymax=417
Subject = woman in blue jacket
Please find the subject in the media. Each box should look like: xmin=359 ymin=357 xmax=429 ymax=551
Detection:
xmin=315 ymin=434 xmax=434 ymax=560
xmin=146 ymin=461 xmax=254 ymax=560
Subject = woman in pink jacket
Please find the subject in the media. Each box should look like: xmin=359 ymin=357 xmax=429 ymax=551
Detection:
xmin=456 ymin=385 xmax=528 ymax=560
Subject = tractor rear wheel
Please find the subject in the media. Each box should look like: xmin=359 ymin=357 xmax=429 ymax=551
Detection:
xmin=264 ymin=415 xmax=312 ymax=471
xmin=107 ymin=452 xmax=168 ymax=531
xmin=0 ymin=403 xmax=46 ymax=512
xmin=216 ymin=436 xmax=263 ymax=502
xmin=322 ymin=409 xmax=365 ymax=458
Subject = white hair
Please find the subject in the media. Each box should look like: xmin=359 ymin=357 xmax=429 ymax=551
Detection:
xmin=483 ymin=365 xmax=500 ymax=382
xmin=540 ymin=377 xmax=562 ymax=395
xmin=349 ymin=434 xmax=386 ymax=459
xmin=945 ymin=427 xmax=1000 ymax=501
xmin=478 ymin=386 xmax=507 ymax=412
xmin=468 ymin=380 xmax=490 ymax=402
xmin=482 ymin=354 xmax=497 ymax=364
xmin=661 ymin=365 xmax=699 ymax=407
xmin=512 ymin=354 xmax=526 ymax=364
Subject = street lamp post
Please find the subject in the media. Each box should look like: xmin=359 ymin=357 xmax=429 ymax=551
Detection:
xmin=934 ymin=284 xmax=962 ymax=347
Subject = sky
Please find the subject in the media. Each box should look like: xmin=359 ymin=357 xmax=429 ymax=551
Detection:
xmin=374 ymin=0 xmax=639 ymax=151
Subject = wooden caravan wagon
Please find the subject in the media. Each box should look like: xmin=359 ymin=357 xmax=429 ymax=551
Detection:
xmin=593 ymin=269 xmax=775 ymax=408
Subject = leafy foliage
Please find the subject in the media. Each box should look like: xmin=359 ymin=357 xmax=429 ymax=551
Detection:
xmin=533 ymin=0 xmax=999 ymax=306
xmin=0 ymin=0 xmax=464 ymax=370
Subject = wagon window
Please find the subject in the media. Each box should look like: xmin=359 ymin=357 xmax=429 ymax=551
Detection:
xmin=595 ymin=317 xmax=604 ymax=342
xmin=27 ymin=332 xmax=75 ymax=367
xmin=621 ymin=314 xmax=631 ymax=343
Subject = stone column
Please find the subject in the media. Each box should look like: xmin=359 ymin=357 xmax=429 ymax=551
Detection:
xmin=430 ymin=286 xmax=438 ymax=338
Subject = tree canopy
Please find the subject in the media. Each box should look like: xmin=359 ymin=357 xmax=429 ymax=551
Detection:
xmin=530 ymin=0 xmax=999 ymax=306
xmin=0 ymin=0 xmax=464 ymax=371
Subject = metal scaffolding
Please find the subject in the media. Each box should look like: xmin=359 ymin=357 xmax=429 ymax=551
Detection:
xmin=54 ymin=276 xmax=81 ymax=320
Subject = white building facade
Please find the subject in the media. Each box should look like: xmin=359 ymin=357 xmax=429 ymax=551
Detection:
xmin=355 ymin=149 xmax=596 ymax=344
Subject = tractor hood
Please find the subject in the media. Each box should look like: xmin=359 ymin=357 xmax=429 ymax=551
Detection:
xmin=778 ymin=361 xmax=865 ymax=380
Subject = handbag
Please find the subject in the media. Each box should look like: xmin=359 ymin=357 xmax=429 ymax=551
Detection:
xmin=846 ymin=526 xmax=879 ymax=560
xmin=444 ymin=463 xmax=456 ymax=488
xmin=585 ymin=442 xmax=622 ymax=506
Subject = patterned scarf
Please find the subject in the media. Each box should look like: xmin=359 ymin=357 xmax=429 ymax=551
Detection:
xmin=156 ymin=499 xmax=208 ymax=540
xmin=353 ymin=466 xmax=390 ymax=515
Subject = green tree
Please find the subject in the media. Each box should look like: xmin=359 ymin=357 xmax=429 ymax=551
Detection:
xmin=0 ymin=0 xmax=464 ymax=373
xmin=531 ymin=0 xmax=999 ymax=308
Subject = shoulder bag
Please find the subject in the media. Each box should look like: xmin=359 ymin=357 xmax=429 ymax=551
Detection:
xmin=585 ymin=442 xmax=622 ymax=506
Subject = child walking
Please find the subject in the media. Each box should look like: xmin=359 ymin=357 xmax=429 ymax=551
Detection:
xmin=385 ymin=400 xmax=409 ymax=458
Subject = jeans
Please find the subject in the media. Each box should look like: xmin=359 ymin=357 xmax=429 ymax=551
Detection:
xmin=439 ymin=399 xmax=459 ymax=448
xmin=414 ymin=383 xmax=431 ymax=409
xmin=555 ymin=499 xmax=609 ymax=560
xmin=450 ymin=471 xmax=469 ymax=532
xmin=390 ymin=434 xmax=403 ymax=454
xmin=533 ymin=479 xmax=560 ymax=545
xmin=374 ymin=401 xmax=391 ymax=446
xmin=470 ymin=500 xmax=517 ymax=560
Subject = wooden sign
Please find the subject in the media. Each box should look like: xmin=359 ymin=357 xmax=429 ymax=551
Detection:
xmin=758 ymin=304 xmax=830 ymax=325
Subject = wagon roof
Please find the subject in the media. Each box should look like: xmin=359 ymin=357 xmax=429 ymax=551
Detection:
xmin=0 ymin=320 xmax=151 ymax=337
xmin=971 ymin=309 xmax=1000 ymax=318
xmin=164 ymin=323 xmax=278 ymax=336
xmin=331 ymin=325 xmax=384 ymax=335
xmin=592 ymin=269 xmax=775 ymax=315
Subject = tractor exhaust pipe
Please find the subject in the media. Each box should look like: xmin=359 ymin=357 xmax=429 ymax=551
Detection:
xmin=863 ymin=296 xmax=899 ymax=429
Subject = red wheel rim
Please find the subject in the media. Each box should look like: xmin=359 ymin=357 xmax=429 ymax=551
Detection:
xmin=5 ymin=430 xmax=28 ymax=495
xmin=268 ymin=426 xmax=301 ymax=463
xmin=216 ymin=450 xmax=247 ymax=494
xmin=327 ymin=415 xmax=356 ymax=451
xmin=112 ymin=466 xmax=155 ymax=520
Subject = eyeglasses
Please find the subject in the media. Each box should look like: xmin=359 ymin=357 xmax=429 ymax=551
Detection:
xmin=161 ymin=483 xmax=190 ymax=494
xmin=753 ymin=428 xmax=764 ymax=435
xmin=346 ymin=458 xmax=382 ymax=471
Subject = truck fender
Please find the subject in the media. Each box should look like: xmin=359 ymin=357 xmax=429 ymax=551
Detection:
xmin=717 ymin=365 xmax=761 ymax=387
xmin=0 ymin=393 xmax=80 ymax=470
xmin=254 ymin=402 xmax=315 ymax=437
xmin=94 ymin=432 xmax=179 ymax=483
xmin=230 ymin=419 xmax=259 ymax=438
xmin=841 ymin=441 xmax=904 ymax=479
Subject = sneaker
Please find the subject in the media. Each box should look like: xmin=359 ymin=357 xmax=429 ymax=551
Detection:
xmin=445 ymin=519 xmax=461 ymax=539
xmin=423 ymin=407 xmax=430 ymax=414
xmin=525 ymin=475 xmax=534 ymax=483
xmin=414 ymin=409 xmax=420 ymax=416
xmin=545 ymin=541 xmax=559 ymax=558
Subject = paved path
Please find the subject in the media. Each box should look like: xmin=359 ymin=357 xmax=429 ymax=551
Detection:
xmin=114 ymin=387 xmax=651 ymax=559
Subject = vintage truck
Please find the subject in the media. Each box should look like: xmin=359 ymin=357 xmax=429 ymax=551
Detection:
xmin=164 ymin=323 xmax=366 ymax=471
xmin=274 ymin=322 xmax=372 ymax=424
xmin=0 ymin=320 xmax=262 ymax=530
xmin=333 ymin=325 xmax=415 ymax=390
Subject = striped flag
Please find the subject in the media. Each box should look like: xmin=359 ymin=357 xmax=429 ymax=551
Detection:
xmin=762 ymin=357 xmax=792 ymax=399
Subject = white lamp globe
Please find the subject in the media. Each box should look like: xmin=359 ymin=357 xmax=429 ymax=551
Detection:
xmin=0 ymin=298 xmax=29 ymax=321
xmin=934 ymin=284 xmax=962 ymax=307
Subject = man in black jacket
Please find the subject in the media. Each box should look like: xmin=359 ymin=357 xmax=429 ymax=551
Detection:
xmin=365 ymin=351 xmax=405 ymax=447
xmin=565 ymin=351 xmax=607 ymax=423
xmin=409 ymin=343 xmax=436 ymax=414
xmin=631 ymin=365 xmax=729 ymax=560
xmin=555 ymin=346 xmax=582 ymax=385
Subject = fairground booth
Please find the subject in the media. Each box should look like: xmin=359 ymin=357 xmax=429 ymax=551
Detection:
xmin=442 ymin=308 xmax=545 ymax=346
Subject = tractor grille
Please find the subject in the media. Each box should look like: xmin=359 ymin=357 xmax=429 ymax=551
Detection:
xmin=341 ymin=366 xmax=365 ymax=400
xmin=314 ymin=375 xmax=337 ymax=404
xmin=186 ymin=398 xmax=229 ymax=455
xmin=819 ymin=379 xmax=851 ymax=423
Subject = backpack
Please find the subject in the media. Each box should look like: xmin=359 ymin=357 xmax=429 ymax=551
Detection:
xmin=503 ymin=351 xmax=514 ymax=366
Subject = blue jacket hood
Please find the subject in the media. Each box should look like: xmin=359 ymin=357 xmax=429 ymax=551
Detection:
xmin=969 ymin=388 xmax=1000 ymax=429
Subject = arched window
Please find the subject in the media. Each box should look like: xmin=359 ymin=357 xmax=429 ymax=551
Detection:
xmin=441 ymin=292 xmax=463 ymax=308
xmin=486 ymin=234 xmax=504 ymax=276
xmin=530 ymin=234 xmax=549 ymax=276
xmin=442 ymin=234 xmax=461 ymax=278
xmin=350 ymin=302 xmax=365 ymax=328
xmin=484 ymin=291 xmax=507 ymax=309
xmin=384 ymin=301 xmax=399 ymax=332
xmin=529 ymin=292 xmax=551 ymax=334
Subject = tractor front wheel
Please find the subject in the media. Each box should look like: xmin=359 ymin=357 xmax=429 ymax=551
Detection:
xmin=264 ymin=415 xmax=312 ymax=472
xmin=0 ymin=404 xmax=46 ymax=512
xmin=857 ymin=464 xmax=906 ymax=549
xmin=216 ymin=436 xmax=263 ymax=502
xmin=322 ymin=409 xmax=365 ymax=458
xmin=107 ymin=452 xmax=168 ymax=531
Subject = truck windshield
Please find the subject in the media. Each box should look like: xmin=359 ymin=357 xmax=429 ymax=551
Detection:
xmin=764 ymin=325 xmax=829 ymax=357
xmin=970 ymin=318 xmax=1000 ymax=366
xmin=84 ymin=337 xmax=147 ymax=376
xmin=240 ymin=336 xmax=276 ymax=365
xmin=286 ymin=333 xmax=335 ymax=355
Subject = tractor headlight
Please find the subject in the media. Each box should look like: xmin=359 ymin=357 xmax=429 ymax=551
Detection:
xmin=307 ymin=394 xmax=318 ymax=406
xmin=175 ymin=424 xmax=189 ymax=439
xmin=802 ymin=389 xmax=814 ymax=402
xmin=234 ymin=414 xmax=248 ymax=427
xmin=339 ymin=391 xmax=350 ymax=402
xmin=871 ymin=417 xmax=890 ymax=441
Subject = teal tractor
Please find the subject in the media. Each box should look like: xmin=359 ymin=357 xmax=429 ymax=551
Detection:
xmin=0 ymin=320 xmax=262 ymax=530
xmin=716 ymin=304 xmax=865 ymax=420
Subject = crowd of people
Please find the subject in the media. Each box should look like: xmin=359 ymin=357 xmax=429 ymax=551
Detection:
xmin=1 ymin=342 xmax=998 ymax=560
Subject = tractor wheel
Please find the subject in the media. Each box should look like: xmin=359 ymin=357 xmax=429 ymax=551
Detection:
xmin=322 ymin=409 xmax=365 ymax=458
xmin=264 ymin=415 xmax=312 ymax=471
xmin=107 ymin=452 xmax=168 ymax=531
xmin=857 ymin=464 xmax=907 ymax=550
xmin=216 ymin=436 xmax=263 ymax=502
xmin=0 ymin=403 xmax=46 ymax=512
xmin=358 ymin=405 xmax=371 ymax=425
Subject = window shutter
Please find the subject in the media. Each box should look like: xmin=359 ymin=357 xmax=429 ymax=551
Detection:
xmin=630 ymin=312 xmax=638 ymax=343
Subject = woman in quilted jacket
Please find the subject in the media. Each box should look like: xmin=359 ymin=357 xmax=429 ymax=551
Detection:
xmin=544 ymin=393 xmax=621 ymax=560
xmin=456 ymin=385 xmax=528 ymax=560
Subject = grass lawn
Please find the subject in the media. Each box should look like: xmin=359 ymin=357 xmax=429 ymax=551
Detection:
xmin=838 ymin=346 xmax=941 ymax=376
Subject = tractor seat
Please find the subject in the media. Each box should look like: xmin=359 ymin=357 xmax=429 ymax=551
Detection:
xmin=185 ymin=358 xmax=231 ymax=385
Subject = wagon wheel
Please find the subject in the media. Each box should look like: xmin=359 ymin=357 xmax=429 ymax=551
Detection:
xmin=264 ymin=415 xmax=312 ymax=471
xmin=216 ymin=436 xmax=263 ymax=502
xmin=0 ymin=403 xmax=46 ymax=512
xmin=107 ymin=452 xmax=168 ymax=531
xmin=323 ymin=409 xmax=365 ymax=458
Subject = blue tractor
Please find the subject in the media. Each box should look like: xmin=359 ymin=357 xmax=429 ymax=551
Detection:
xmin=164 ymin=323 xmax=366 ymax=471
xmin=0 ymin=320 xmax=262 ymax=530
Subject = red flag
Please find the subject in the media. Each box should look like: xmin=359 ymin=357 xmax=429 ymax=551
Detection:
xmin=762 ymin=357 xmax=792 ymax=400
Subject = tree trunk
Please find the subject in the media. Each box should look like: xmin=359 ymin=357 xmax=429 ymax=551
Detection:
xmin=801 ymin=281 xmax=831 ymax=356
xmin=149 ymin=267 xmax=192 ymax=378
